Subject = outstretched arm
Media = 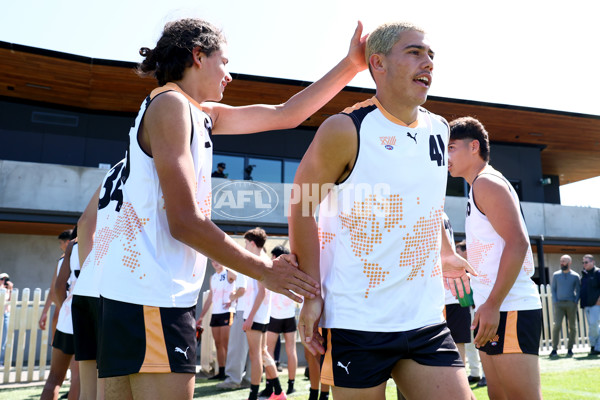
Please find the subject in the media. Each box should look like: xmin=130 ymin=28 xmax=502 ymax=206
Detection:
xmin=206 ymin=22 xmax=368 ymax=135
xmin=289 ymin=114 xmax=357 ymax=355
xmin=471 ymin=176 xmax=530 ymax=347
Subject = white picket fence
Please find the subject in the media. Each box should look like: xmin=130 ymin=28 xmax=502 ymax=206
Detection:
xmin=0 ymin=288 xmax=52 ymax=385
xmin=0 ymin=285 xmax=591 ymax=385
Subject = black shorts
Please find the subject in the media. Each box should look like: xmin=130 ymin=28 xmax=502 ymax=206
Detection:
xmin=72 ymin=295 xmax=100 ymax=361
xmin=52 ymin=329 xmax=75 ymax=355
xmin=268 ymin=317 xmax=297 ymax=334
xmin=244 ymin=319 xmax=269 ymax=333
xmin=210 ymin=312 xmax=234 ymax=327
xmin=475 ymin=309 xmax=542 ymax=356
xmin=321 ymin=322 xmax=462 ymax=388
xmin=444 ymin=304 xmax=472 ymax=344
xmin=97 ymin=296 xmax=197 ymax=378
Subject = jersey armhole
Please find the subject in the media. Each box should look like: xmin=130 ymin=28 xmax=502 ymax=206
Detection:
xmin=136 ymin=90 xmax=195 ymax=158
xmin=335 ymin=112 xmax=360 ymax=185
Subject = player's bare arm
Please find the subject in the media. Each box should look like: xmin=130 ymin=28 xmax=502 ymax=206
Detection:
xmin=77 ymin=185 xmax=101 ymax=267
xmin=197 ymin=284 xmax=213 ymax=327
xmin=204 ymin=22 xmax=368 ymax=136
xmin=289 ymin=114 xmax=357 ymax=355
xmin=53 ymin=240 xmax=74 ymax=305
xmin=142 ymin=92 xmax=318 ymax=303
xmin=471 ymin=174 xmax=529 ymax=347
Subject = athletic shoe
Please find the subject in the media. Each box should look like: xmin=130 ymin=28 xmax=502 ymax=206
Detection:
xmin=286 ymin=388 xmax=296 ymax=395
xmin=476 ymin=377 xmax=487 ymax=387
xmin=549 ymin=350 xmax=558 ymax=358
xmin=589 ymin=349 xmax=600 ymax=356
xmin=267 ymin=392 xmax=287 ymax=400
xmin=567 ymin=349 xmax=574 ymax=357
xmin=467 ymin=375 xmax=481 ymax=383
xmin=215 ymin=380 xmax=241 ymax=390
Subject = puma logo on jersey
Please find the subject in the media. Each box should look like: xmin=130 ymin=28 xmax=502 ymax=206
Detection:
xmin=337 ymin=361 xmax=351 ymax=374
xmin=407 ymin=132 xmax=418 ymax=144
xmin=175 ymin=346 xmax=190 ymax=359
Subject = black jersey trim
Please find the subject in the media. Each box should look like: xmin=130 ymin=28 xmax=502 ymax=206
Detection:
xmin=135 ymin=90 xmax=199 ymax=159
xmin=471 ymin=171 xmax=526 ymax=220
xmin=336 ymin=104 xmax=377 ymax=185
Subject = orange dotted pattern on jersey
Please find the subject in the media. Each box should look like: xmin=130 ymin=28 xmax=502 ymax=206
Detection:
xmin=317 ymin=227 xmax=336 ymax=250
xmin=384 ymin=194 xmax=403 ymax=232
xmin=340 ymin=195 xmax=382 ymax=258
xmin=93 ymin=202 xmax=149 ymax=278
xmin=523 ymin=246 xmax=534 ymax=275
xmin=467 ymin=238 xmax=495 ymax=286
xmin=339 ymin=194 xmax=401 ymax=297
xmin=194 ymin=181 xmax=211 ymax=218
xmin=362 ymin=259 xmax=390 ymax=299
xmin=399 ymin=205 xmax=443 ymax=281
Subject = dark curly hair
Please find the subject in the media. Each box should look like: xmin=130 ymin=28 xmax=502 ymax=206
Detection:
xmin=137 ymin=18 xmax=226 ymax=86
xmin=449 ymin=116 xmax=490 ymax=162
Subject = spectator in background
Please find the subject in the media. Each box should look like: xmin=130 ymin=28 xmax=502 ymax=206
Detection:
xmin=0 ymin=272 xmax=13 ymax=365
xmin=216 ymin=267 xmax=252 ymax=390
xmin=260 ymin=245 xmax=299 ymax=397
xmin=196 ymin=260 xmax=237 ymax=380
xmin=212 ymin=162 xmax=228 ymax=178
xmin=581 ymin=255 xmax=600 ymax=356
xmin=550 ymin=255 xmax=580 ymax=358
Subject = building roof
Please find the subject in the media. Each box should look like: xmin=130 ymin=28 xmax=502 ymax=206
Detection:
xmin=1 ymin=41 xmax=599 ymax=185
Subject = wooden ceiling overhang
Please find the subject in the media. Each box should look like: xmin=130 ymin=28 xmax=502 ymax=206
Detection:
xmin=2 ymin=41 xmax=599 ymax=185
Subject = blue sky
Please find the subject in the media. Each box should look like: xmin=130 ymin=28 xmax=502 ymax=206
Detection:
xmin=1 ymin=0 xmax=598 ymax=207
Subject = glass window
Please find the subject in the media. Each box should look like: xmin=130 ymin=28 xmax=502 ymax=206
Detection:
xmin=247 ymin=158 xmax=282 ymax=183
xmin=284 ymin=160 xmax=300 ymax=183
xmin=213 ymin=154 xmax=244 ymax=180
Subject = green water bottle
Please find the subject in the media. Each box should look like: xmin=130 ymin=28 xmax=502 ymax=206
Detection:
xmin=455 ymin=279 xmax=474 ymax=307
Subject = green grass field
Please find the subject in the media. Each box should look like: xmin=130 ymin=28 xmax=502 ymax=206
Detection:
xmin=1 ymin=353 xmax=599 ymax=399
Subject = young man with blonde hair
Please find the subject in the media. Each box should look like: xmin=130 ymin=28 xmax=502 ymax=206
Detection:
xmin=290 ymin=22 xmax=474 ymax=399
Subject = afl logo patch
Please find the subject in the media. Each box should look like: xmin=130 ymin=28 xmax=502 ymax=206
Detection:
xmin=385 ymin=145 xmax=394 ymax=150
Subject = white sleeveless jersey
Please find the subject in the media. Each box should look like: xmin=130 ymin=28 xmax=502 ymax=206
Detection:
xmin=243 ymin=277 xmax=272 ymax=324
xmin=318 ymin=98 xmax=449 ymax=332
xmin=465 ymin=166 xmax=541 ymax=311
xmin=233 ymin=272 xmax=248 ymax=312
xmin=56 ymin=243 xmax=81 ymax=334
xmin=74 ymin=160 xmax=126 ymax=299
xmin=56 ymin=258 xmax=64 ymax=278
xmin=211 ymin=270 xmax=235 ymax=314
xmin=97 ymin=83 xmax=213 ymax=308
xmin=270 ymin=292 xmax=297 ymax=320
xmin=442 ymin=213 xmax=459 ymax=305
